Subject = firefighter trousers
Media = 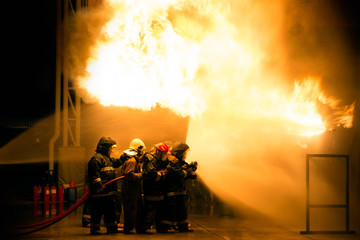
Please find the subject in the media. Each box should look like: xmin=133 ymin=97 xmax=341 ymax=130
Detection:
xmin=122 ymin=193 xmax=146 ymax=233
xmin=161 ymin=194 xmax=188 ymax=230
xmin=144 ymin=199 xmax=164 ymax=231
xmin=90 ymin=195 xmax=117 ymax=230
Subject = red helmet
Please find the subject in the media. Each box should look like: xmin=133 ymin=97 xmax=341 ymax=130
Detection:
xmin=155 ymin=143 xmax=169 ymax=154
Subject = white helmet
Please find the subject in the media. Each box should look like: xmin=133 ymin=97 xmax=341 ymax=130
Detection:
xmin=129 ymin=138 xmax=146 ymax=152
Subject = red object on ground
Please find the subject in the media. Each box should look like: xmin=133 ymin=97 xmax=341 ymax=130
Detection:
xmin=14 ymin=176 xmax=124 ymax=236
xmin=51 ymin=203 xmax=57 ymax=216
xmin=33 ymin=203 xmax=41 ymax=217
xmin=43 ymin=185 xmax=50 ymax=202
xmin=50 ymin=186 xmax=57 ymax=201
xmin=38 ymin=186 xmax=42 ymax=201
xmin=58 ymin=186 xmax=64 ymax=201
xmin=44 ymin=203 xmax=50 ymax=217
xmin=33 ymin=186 xmax=39 ymax=202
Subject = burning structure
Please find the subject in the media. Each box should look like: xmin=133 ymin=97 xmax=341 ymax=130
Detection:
xmin=0 ymin=0 xmax=359 ymax=234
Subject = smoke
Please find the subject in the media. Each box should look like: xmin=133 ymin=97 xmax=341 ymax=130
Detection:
xmin=284 ymin=0 xmax=359 ymax=103
xmin=79 ymin=104 xmax=189 ymax=160
xmin=64 ymin=1 xmax=116 ymax=102
xmin=187 ymin=111 xmax=309 ymax=225
xmin=0 ymin=104 xmax=189 ymax=165
xmin=186 ymin=0 xmax=358 ymax=226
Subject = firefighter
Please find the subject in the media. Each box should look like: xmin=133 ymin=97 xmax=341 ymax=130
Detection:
xmin=141 ymin=143 xmax=170 ymax=233
xmin=88 ymin=136 xmax=125 ymax=235
xmin=120 ymin=138 xmax=146 ymax=234
xmin=161 ymin=142 xmax=197 ymax=232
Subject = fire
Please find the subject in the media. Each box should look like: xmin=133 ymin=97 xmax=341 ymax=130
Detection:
xmin=249 ymin=77 xmax=354 ymax=137
xmin=74 ymin=0 xmax=354 ymax=137
xmin=246 ymin=78 xmax=326 ymax=137
xmin=69 ymin=0 xmax=357 ymax=224
xmin=80 ymin=0 xmax=206 ymax=117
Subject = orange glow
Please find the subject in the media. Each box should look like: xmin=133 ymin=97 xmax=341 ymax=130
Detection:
xmin=69 ymin=0 xmax=358 ymax=224
xmin=77 ymin=0 xmax=354 ymax=137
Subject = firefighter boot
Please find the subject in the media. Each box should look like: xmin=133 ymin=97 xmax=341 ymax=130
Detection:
xmin=106 ymin=223 xmax=121 ymax=234
xmin=157 ymin=223 xmax=175 ymax=234
xmin=82 ymin=216 xmax=91 ymax=227
xmin=178 ymin=223 xmax=194 ymax=232
xmin=90 ymin=226 xmax=102 ymax=235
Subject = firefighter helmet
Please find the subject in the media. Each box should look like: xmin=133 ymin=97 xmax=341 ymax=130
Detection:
xmin=96 ymin=136 xmax=117 ymax=155
xmin=155 ymin=142 xmax=169 ymax=154
xmin=171 ymin=142 xmax=190 ymax=160
xmin=129 ymin=138 xmax=146 ymax=152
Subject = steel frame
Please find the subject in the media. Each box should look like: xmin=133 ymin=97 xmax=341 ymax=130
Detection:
xmin=300 ymin=154 xmax=356 ymax=234
xmin=49 ymin=0 xmax=89 ymax=170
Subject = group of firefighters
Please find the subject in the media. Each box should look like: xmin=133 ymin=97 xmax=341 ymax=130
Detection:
xmin=85 ymin=136 xmax=198 ymax=235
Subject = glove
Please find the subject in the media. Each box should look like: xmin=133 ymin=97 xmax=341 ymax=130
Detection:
xmin=137 ymin=172 xmax=143 ymax=179
xmin=189 ymin=161 xmax=198 ymax=171
xmin=186 ymin=168 xmax=197 ymax=179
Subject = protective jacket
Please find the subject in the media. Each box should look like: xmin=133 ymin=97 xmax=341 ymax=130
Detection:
xmin=142 ymin=153 xmax=166 ymax=200
xmin=120 ymin=149 xmax=142 ymax=196
xmin=164 ymin=155 xmax=197 ymax=196
xmin=120 ymin=148 xmax=144 ymax=233
xmin=88 ymin=137 xmax=124 ymax=197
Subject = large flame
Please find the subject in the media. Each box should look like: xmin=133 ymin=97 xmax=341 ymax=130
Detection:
xmin=81 ymin=0 xmax=206 ymax=116
xmin=75 ymin=0 xmax=354 ymax=137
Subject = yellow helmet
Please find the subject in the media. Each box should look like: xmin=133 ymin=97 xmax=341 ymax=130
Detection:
xmin=129 ymin=138 xmax=146 ymax=152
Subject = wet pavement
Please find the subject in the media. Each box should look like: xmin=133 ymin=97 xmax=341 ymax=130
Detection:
xmin=1 ymin=201 xmax=359 ymax=240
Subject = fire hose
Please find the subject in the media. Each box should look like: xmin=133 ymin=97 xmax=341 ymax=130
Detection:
xmin=14 ymin=176 xmax=124 ymax=236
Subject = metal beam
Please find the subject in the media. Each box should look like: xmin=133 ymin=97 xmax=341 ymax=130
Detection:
xmin=49 ymin=0 xmax=62 ymax=171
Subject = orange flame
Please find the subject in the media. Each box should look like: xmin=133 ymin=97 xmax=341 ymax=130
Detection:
xmin=76 ymin=0 xmax=354 ymax=137
xmin=80 ymin=0 xmax=206 ymax=117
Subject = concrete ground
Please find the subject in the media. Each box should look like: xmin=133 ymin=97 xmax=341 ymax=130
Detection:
xmin=1 ymin=202 xmax=359 ymax=240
